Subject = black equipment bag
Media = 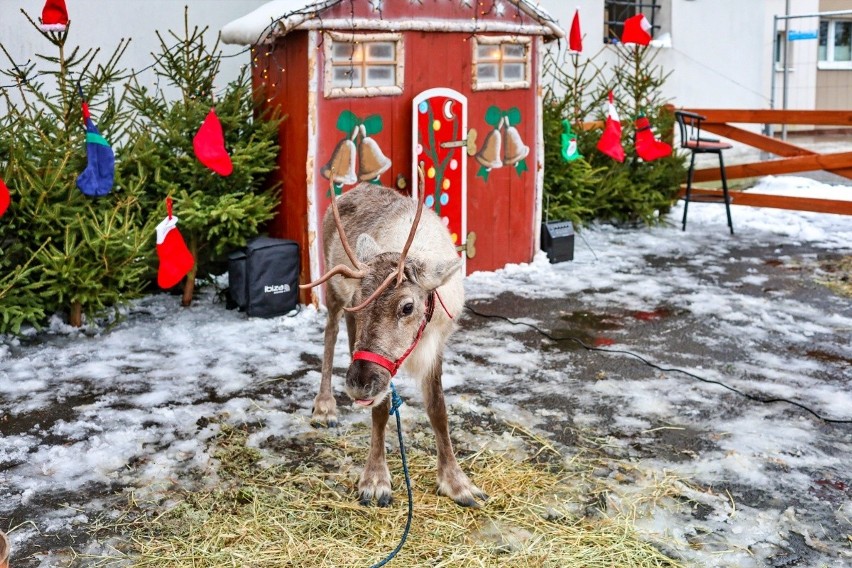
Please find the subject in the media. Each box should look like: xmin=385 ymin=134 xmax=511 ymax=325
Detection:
xmin=228 ymin=237 xmax=299 ymax=318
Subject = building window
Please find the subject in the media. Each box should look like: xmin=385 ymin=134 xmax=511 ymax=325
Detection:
xmin=604 ymin=0 xmax=661 ymax=44
xmin=818 ymin=19 xmax=852 ymax=69
xmin=324 ymin=32 xmax=404 ymax=98
xmin=775 ymin=30 xmax=791 ymax=71
xmin=472 ymin=36 xmax=531 ymax=91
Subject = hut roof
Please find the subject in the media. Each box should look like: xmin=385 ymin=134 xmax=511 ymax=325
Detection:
xmin=221 ymin=0 xmax=565 ymax=45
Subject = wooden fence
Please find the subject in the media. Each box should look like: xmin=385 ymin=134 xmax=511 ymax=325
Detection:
xmin=678 ymin=109 xmax=852 ymax=215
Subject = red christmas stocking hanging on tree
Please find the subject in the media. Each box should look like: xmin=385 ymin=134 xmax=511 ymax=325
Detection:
xmin=156 ymin=197 xmax=195 ymax=289
xmin=193 ymin=108 xmax=233 ymax=176
xmin=635 ymin=114 xmax=672 ymax=162
xmin=597 ymin=92 xmax=625 ymax=162
xmin=0 ymin=178 xmax=10 ymax=218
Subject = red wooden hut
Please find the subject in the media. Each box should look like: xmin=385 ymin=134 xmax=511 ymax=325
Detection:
xmin=222 ymin=0 xmax=564 ymax=304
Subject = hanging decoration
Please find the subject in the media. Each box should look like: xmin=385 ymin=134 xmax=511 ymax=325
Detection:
xmin=621 ymin=14 xmax=652 ymax=46
xmin=560 ymin=120 xmax=582 ymax=162
xmin=193 ymin=108 xmax=233 ymax=176
xmin=569 ymin=8 xmax=583 ymax=53
xmin=0 ymin=178 xmax=10 ymax=218
xmin=634 ymin=113 xmax=672 ymax=162
xmin=597 ymin=91 xmax=625 ymax=163
xmin=39 ymin=0 xmax=68 ymax=31
xmin=76 ymin=85 xmax=115 ymax=197
xmin=476 ymin=106 xmax=528 ymax=181
xmin=155 ymin=197 xmax=195 ymax=289
xmin=322 ymin=111 xmax=390 ymax=194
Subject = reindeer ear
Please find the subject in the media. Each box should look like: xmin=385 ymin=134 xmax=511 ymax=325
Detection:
xmin=355 ymin=233 xmax=382 ymax=264
xmin=415 ymin=257 xmax=462 ymax=290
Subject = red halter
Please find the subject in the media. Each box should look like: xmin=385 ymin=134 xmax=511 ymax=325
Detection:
xmin=352 ymin=290 xmax=451 ymax=377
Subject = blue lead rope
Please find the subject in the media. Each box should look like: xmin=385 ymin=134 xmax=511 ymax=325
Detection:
xmin=369 ymin=382 xmax=414 ymax=568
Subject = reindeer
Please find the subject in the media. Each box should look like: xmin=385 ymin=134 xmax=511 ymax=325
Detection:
xmin=300 ymin=179 xmax=487 ymax=508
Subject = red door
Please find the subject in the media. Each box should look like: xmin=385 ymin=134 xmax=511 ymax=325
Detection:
xmin=412 ymin=88 xmax=468 ymax=270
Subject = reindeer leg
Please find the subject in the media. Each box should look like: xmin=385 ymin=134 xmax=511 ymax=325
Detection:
xmin=422 ymin=356 xmax=488 ymax=507
xmin=313 ymin=293 xmax=342 ymax=427
xmin=358 ymin=395 xmax=393 ymax=507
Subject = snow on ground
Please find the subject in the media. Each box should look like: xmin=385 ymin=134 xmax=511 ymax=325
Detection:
xmin=1 ymin=176 xmax=851 ymax=567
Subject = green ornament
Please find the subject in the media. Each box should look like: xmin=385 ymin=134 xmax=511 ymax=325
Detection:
xmin=560 ymin=120 xmax=582 ymax=162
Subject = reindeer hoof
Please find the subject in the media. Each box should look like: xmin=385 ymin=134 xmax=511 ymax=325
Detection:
xmin=358 ymin=487 xmax=394 ymax=507
xmin=311 ymin=395 xmax=338 ymax=428
xmin=358 ymin=464 xmax=393 ymax=507
xmin=437 ymin=468 xmax=488 ymax=508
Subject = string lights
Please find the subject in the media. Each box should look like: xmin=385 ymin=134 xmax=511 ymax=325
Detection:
xmin=2 ymin=1 xmax=559 ymax=99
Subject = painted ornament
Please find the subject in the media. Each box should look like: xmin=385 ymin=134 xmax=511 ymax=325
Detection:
xmin=560 ymin=120 xmax=582 ymax=162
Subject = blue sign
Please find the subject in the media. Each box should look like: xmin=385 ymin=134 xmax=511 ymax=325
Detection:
xmin=788 ymin=29 xmax=819 ymax=41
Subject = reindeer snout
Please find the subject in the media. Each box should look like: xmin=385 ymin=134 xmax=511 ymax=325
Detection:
xmin=345 ymin=359 xmax=390 ymax=404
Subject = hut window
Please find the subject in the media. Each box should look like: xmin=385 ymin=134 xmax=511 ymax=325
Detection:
xmin=324 ymin=32 xmax=404 ymax=97
xmin=472 ymin=36 xmax=531 ymax=91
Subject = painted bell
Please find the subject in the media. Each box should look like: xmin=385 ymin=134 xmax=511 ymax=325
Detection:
xmin=474 ymin=128 xmax=502 ymax=170
xmin=321 ymin=138 xmax=358 ymax=185
xmin=503 ymin=125 xmax=529 ymax=166
xmin=357 ymin=125 xmax=392 ymax=181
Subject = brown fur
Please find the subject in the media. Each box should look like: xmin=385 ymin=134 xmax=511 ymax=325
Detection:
xmin=310 ymin=184 xmax=486 ymax=507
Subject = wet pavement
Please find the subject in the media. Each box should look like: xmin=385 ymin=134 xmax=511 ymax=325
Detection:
xmin=2 ymin=213 xmax=851 ymax=567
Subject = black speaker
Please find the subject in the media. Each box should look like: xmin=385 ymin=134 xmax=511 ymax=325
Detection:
xmin=540 ymin=221 xmax=574 ymax=264
xmin=228 ymin=237 xmax=300 ymax=317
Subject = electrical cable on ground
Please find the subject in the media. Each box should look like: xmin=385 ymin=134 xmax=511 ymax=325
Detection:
xmin=465 ymin=304 xmax=852 ymax=424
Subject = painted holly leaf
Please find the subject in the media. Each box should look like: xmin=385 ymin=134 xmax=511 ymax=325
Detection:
xmin=506 ymin=107 xmax=522 ymax=126
xmin=362 ymin=114 xmax=383 ymax=136
xmin=337 ymin=110 xmax=359 ymax=134
xmin=485 ymin=106 xmax=502 ymax=128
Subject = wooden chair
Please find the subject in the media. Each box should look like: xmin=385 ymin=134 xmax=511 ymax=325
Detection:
xmin=674 ymin=110 xmax=734 ymax=234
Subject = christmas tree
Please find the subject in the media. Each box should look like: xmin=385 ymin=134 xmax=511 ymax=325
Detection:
xmin=125 ymin=9 xmax=282 ymax=306
xmin=0 ymin=10 xmax=152 ymax=330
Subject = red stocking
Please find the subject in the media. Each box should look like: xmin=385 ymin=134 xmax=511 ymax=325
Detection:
xmin=156 ymin=199 xmax=194 ymax=289
xmin=0 ymin=178 xmax=9 ymax=218
xmin=635 ymin=115 xmax=672 ymax=161
xmin=597 ymin=93 xmax=625 ymax=162
xmin=193 ymin=108 xmax=233 ymax=176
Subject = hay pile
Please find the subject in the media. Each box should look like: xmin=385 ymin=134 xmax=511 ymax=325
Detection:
xmin=815 ymin=255 xmax=852 ymax=297
xmin=91 ymin=423 xmax=683 ymax=567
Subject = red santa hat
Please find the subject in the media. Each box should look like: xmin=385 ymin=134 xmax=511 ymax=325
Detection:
xmin=40 ymin=0 xmax=69 ymax=32
xmin=621 ymin=14 xmax=652 ymax=46
xmin=569 ymin=8 xmax=582 ymax=53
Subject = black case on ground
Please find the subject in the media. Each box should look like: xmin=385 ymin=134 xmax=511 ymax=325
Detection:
xmin=228 ymin=237 xmax=299 ymax=317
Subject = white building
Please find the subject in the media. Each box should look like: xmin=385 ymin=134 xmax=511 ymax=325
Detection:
xmin=1 ymin=1 xmax=849 ymax=114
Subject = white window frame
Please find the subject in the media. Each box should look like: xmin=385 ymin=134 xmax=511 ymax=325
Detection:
xmin=471 ymin=35 xmax=531 ymax=91
xmin=818 ymin=18 xmax=852 ymax=70
xmin=323 ymin=31 xmax=404 ymax=98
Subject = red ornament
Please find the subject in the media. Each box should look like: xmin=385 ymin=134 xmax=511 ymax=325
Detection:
xmin=39 ymin=0 xmax=69 ymax=31
xmin=0 ymin=178 xmax=10 ymax=218
xmin=635 ymin=114 xmax=672 ymax=162
xmin=569 ymin=9 xmax=583 ymax=53
xmin=621 ymin=14 xmax=652 ymax=46
xmin=193 ymin=108 xmax=233 ymax=176
xmin=597 ymin=92 xmax=625 ymax=163
xmin=156 ymin=197 xmax=194 ymax=289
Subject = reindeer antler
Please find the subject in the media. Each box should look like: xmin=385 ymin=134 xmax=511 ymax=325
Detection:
xmin=344 ymin=165 xmax=426 ymax=313
xmin=299 ymin=174 xmax=367 ymax=291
